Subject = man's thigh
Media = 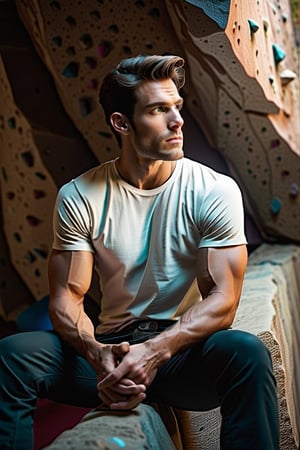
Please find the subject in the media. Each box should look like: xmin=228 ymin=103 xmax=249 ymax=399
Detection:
xmin=146 ymin=329 xmax=266 ymax=411
xmin=0 ymin=330 xmax=99 ymax=408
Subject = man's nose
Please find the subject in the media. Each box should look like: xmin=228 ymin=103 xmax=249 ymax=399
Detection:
xmin=169 ymin=108 xmax=184 ymax=129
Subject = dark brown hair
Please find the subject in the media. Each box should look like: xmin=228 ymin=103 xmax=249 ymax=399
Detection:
xmin=99 ymin=54 xmax=185 ymax=146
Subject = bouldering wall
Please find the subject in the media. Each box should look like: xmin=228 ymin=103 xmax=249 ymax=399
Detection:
xmin=0 ymin=0 xmax=299 ymax=318
xmin=166 ymin=0 xmax=299 ymax=242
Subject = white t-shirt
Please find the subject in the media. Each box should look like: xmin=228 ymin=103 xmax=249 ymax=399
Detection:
xmin=53 ymin=157 xmax=247 ymax=333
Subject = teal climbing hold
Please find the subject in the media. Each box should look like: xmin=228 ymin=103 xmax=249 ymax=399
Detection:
xmin=62 ymin=62 xmax=79 ymax=78
xmin=248 ymin=19 xmax=259 ymax=34
xmin=272 ymin=44 xmax=286 ymax=65
xmin=270 ymin=197 xmax=282 ymax=215
xmin=8 ymin=117 xmax=16 ymax=129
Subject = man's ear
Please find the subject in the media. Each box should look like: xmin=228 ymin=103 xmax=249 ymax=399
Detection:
xmin=110 ymin=112 xmax=129 ymax=133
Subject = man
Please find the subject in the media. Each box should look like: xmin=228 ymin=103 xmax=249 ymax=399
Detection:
xmin=0 ymin=54 xmax=279 ymax=449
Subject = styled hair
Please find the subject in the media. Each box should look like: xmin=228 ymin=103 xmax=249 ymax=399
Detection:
xmin=99 ymin=54 xmax=185 ymax=146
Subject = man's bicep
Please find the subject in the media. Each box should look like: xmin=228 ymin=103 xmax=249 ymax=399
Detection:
xmin=48 ymin=249 xmax=94 ymax=299
xmin=197 ymin=245 xmax=247 ymax=301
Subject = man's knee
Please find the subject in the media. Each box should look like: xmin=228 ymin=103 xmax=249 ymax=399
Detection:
xmin=206 ymin=329 xmax=273 ymax=372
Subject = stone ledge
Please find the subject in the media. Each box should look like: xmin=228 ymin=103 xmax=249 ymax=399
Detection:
xmin=43 ymin=403 xmax=177 ymax=450
xmin=238 ymin=244 xmax=300 ymax=449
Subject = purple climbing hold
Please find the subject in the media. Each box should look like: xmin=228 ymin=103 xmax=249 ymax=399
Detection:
xmin=289 ymin=183 xmax=299 ymax=198
xmin=26 ymin=215 xmax=42 ymax=226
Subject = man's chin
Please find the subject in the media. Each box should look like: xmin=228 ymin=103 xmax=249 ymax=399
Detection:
xmin=161 ymin=147 xmax=184 ymax=160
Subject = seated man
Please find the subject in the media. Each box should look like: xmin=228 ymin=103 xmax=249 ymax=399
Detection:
xmin=0 ymin=54 xmax=279 ymax=450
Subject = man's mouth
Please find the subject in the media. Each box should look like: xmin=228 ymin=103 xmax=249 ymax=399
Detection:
xmin=166 ymin=135 xmax=182 ymax=143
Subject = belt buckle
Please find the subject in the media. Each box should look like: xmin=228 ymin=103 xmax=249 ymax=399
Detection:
xmin=138 ymin=320 xmax=158 ymax=333
xmin=132 ymin=320 xmax=158 ymax=340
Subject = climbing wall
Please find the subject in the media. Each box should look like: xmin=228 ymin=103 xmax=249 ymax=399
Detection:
xmin=16 ymin=0 xmax=185 ymax=163
xmin=166 ymin=0 xmax=299 ymax=242
xmin=0 ymin=57 xmax=57 ymax=307
xmin=0 ymin=0 xmax=299 ymax=317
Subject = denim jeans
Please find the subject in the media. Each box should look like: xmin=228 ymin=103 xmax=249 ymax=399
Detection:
xmin=0 ymin=325 xmax=279 ymax=450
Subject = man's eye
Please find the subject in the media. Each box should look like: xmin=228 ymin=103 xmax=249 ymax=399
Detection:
xmin=154 ymin=106 xmax=165 ymax=113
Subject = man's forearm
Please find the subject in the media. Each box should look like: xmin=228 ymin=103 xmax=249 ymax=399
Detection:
xmin=145 ymin=292 xmax=237 ymax=367
xmin=49 ymin=296 xmax=101 ymax=360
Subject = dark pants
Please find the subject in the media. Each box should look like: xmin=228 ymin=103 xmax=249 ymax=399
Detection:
xmin=0 ymin=326 xmax=279 ymax=450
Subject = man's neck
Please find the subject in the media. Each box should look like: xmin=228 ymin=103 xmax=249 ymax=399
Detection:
xmin=115 ymin=158 xmax=176 ymax=190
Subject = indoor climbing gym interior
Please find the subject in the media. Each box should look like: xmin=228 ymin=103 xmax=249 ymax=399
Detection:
xmin=0 ymin=1 xmax=299 ymax=449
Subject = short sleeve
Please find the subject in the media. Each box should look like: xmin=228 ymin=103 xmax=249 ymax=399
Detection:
xmin=199 ymin=175 xmax=247 ymax=247
xmin=52 ymin=181 xmax=94 ymax=252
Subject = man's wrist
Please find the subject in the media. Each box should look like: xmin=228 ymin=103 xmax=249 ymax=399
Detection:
xmin=145 ymin=333 xmax=173 ymax=368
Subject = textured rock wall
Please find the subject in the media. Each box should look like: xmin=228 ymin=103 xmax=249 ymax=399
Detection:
xmin=0 ymin=1 xmax=299 ymax=317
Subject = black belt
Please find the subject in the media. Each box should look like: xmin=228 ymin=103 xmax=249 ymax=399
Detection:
xmin=127 ymin=319 xmax=176 ymax=340
xmin=97 ymin=319 xmax=176 ymax=344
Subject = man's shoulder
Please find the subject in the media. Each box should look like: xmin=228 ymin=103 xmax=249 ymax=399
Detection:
xmin=181 ymin=157 xmax=230 ymax=183
xmin=59 ymin=160 xmax=115 ymax=195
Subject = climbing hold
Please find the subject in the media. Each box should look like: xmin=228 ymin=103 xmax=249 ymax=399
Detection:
xmin=263 ymin=19 xmax=269 ymax=33
xmin=97 ymin=41 xmax=113 ymax=58
xmin=13 ymin=232 xmax=21 ymax=242
xmin=65 ymin=16 xmax=77 ymax=28
xmin=98 ymin=130 xmax=112 ymax=139
xmin=270 ymin=138 xmax=280 ymax=148
xmin=21 ymin=151 xmax=34 ymax=167
xmin=272 ymin=44 xmax=286 ymax=65
xmin=62 ymin=62 xmax=79 ymax=78
xmin=87 ymin=79 xmax=98 ymax=90
xmin=52 ymin=36 xmax=62 ymax=47
xmin=35 ymin=171 xmax=46 ymax=180
xmin=248 ymin=19 xmax=259 ymax=34
xmin=8 ymin=117 xmax=16 ymax=129
xmin=289 ymin=183 xmax=299 ymax=198
xmin=268 ymin=75 xmax=275 ymax=85
xmin=270 ymin=197 xmax=282 ymax=215
xmin=106 ymin=436 xmax=126 ymax=448
xmin=25 ymin=251 xmax=36 ymax=263
xmin=26 ymin=215 xmax=42 ymax=226
xmin=280 ymin=69 xmax=297 ymax=86
xmin=7 ymin=191 xmax=15 ymax=199
xmin=33 ymin=189 xmax=46 ymax=199
xmin=85 ymin=57 xmax=97 ymax=70
xmin=33 ymin=248 xmax=48 ymax=259
xmin=78 ymin=97 xmax=93 ymax=117
xmin=79 ymin=34 xmax=93 ymax=50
